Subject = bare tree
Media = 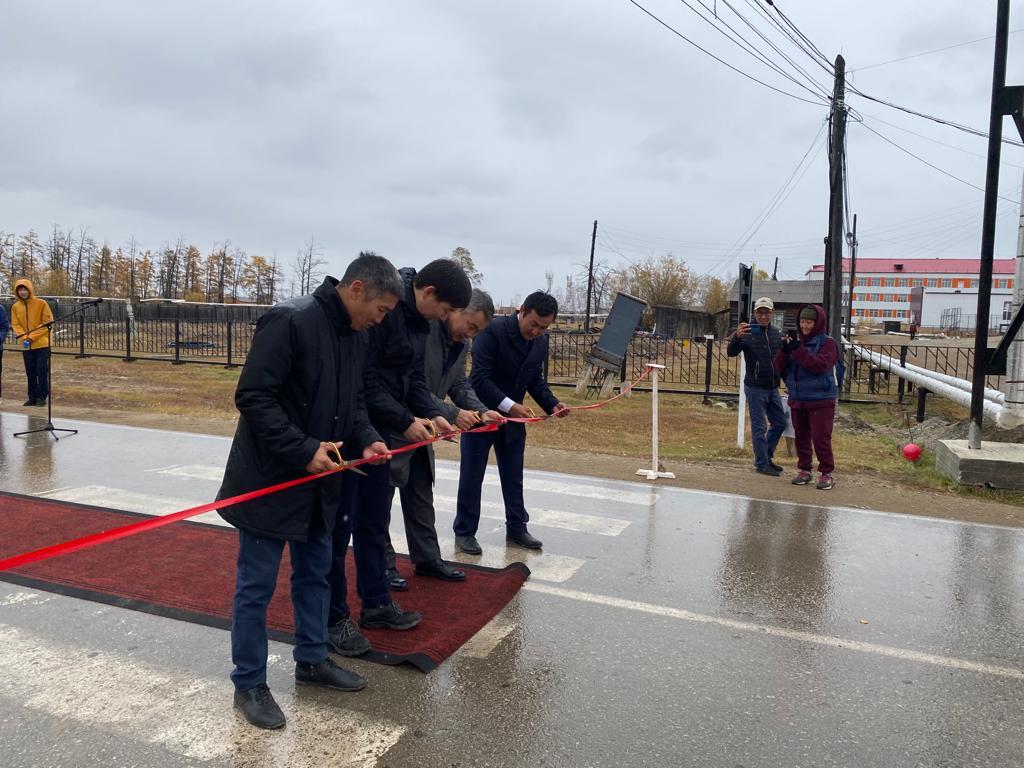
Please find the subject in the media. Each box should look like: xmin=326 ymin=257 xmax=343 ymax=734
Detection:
xmin=450 ymin=246 xmax=483 ymax=285
xmin=291 ymin=237 xmax=327 ymax=296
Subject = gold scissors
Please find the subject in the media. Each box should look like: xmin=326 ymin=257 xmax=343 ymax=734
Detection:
xmin=325 ymin=442 xmax=367 ymax=476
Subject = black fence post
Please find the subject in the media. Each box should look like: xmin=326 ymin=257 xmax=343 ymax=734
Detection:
xmin=225 ymin=319 xmax=236 ymax=368
xmin=76 ymin=316 xmax=87 ymax=358
xmin=703 ymin=336 xmax=714 ymax=404
xmin=897 ymin=345 xmax=908 ymax=403
xmin=124 ymin=316 xmax=134 ymax=361
xmin=173 ymin=318 xmax=183 ymax=365
xmin=916 ymin=387 xmax=928 ymax=423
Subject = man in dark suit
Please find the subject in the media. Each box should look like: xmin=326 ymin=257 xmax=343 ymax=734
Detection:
xmin=384 ymin=288 xmax=503 ymax=585
xmin=453 ymin=291 xmax=568 ymax=554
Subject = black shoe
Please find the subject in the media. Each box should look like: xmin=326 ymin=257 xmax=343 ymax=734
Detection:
xmin=328 ymin=617 xmax=371 ymax=657
xmin=768 ymin=460 xmax=784 ymax=473
xmin=30 ymin=399 xmax=46 ymax=407
xmin=22 ymin=400 xmax=33 ymax=407
xmin=506 ymin=529 xmax=543 ymax=549
xmin=295 ymin=658 xmax=367 ymax=692
xmin=755 ymin=465 xmax=782 ymax=477
xmin=415 ymin=558 xmax=466 ymax=581
xmin=385 ymin=567 xmax=409 ymax=591
xmin=234 ymin=684 xmax=286 ymax=729
xmin=359 ymin=600 xmax=422 ymax=631
xmin=455 ymin=535 xmax=482 ymax=555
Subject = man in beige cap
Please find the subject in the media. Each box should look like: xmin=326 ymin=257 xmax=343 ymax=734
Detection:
xmin=727 ymin=297 xmax=787 ymax=476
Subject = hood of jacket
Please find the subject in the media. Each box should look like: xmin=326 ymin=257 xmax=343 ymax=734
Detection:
xmin=799 ymin=304 xmax=827 ymax=340
xmin=14 ymin=278 xmax=36 ymax=300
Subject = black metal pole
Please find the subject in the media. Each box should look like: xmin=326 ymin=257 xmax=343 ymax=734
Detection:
xmin=969 ymin=0 xmax=1009 ymax=449
xmin=584 ymin=220 xmax=597 ymax=331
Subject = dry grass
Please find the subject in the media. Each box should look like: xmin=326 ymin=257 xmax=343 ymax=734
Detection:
xmin=9 ymin=353 xmax=1021 ymax=504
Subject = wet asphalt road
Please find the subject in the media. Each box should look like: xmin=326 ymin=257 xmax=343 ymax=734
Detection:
xmin=0 ymin=410 xmax=1022 ymax=767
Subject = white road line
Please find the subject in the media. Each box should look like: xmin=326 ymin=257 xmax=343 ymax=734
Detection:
xmin=153 ymin=464 xmax=225 ymax=482
xmin=524 ymin=583 xmax=1024 ymax=681
xmin=431 ymin=494 xmax=629 ymax=536
xmin=434 ymin=466 xmax=654 ymax=506
xmin=0 ymin=623 xmax=405 ymax=767
xmin=459 ymin=614 xmax=517 ymax=659
xmin=389 ymin=530 xmax=584 ymax=583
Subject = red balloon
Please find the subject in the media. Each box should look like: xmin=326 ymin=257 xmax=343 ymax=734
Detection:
xmin=902 ymin=443 xmax=922 ymax=462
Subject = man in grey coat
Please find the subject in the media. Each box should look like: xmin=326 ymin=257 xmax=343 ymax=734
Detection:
xmin=384 ymin=289 xmax=502 ymax=585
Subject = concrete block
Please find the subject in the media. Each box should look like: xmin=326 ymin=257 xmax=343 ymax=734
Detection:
xmin=935 ymin=439 xmax=1024 ymax=490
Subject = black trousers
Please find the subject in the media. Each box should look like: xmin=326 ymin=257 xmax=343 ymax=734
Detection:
xmin=384 ymin=445 xmax=441 ymax=568
xmin=22 ymin=347 xmax=49 ymax=402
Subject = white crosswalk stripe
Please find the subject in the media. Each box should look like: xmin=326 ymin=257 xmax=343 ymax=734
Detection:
xmin=433 ymin=466 xmax=655 ymax=506
xmin=0 ymin=621 xmax=404 ymax=767
xmin=150 ymin=464 xmax=631 ymax=536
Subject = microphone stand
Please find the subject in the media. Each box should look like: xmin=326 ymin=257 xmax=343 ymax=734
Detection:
xmin=13 ymin=300 xmax=101 ymax=441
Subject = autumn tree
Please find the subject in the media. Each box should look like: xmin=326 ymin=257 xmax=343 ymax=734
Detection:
xmin=611 ymin=253 xmax=699 ymax=325
xmin=698 ymin=275 xmax=730 ymax=314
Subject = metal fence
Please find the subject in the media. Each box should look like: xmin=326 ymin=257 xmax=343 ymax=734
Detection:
xmin=6 ymin=313 xmax=1004 ymax=402
xmin=4 ymin=315 xmax=256 ymax=366
xmin=544 ymin=332 xmax=1004 ymax=402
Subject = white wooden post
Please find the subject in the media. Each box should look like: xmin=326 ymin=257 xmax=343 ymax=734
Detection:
xmin=636 ymin=364 xmax=675 ymax=480
xmin=736 ymin=356 xmax=746 ymax=448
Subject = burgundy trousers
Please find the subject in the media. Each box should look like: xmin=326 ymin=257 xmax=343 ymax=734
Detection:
xmin=791 ymin=404 xmax=835 ymax=475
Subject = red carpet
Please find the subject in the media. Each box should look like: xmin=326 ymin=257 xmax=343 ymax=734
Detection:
xmin=0 ymin=492 xmax=529 ymax=672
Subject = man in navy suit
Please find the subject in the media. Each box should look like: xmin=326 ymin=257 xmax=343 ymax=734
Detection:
xmin=453 ymin=291 xmax=568 ymax=554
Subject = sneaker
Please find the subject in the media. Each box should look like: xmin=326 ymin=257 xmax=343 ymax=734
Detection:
xmin=295 ymin=658 xmax=366 ymax=692
xmin=359 ymin=600 xmax=422 ymax=631
xmin=755 ymin=465 xmax=782 ymax=477
xmin=791 ymin=470 xmax=813 ymax=485
xmin=816 ymin=474 xmax=834 ymax=490
xmin=234 ymin=684 xmax=286 ymax=729
xmin=768 ymin=460 xmax=784 ymax=473
xmin=328 ymin=617 xmax=371 ymax=657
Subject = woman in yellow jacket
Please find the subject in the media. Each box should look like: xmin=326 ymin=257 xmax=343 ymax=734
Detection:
xmin=10 ymin=279 xmax=53 ymax=406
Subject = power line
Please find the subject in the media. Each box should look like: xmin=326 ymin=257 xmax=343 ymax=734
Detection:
xmin=860 ymin=111 xmax=1024 ymax=170
xmin=627 ymin=0 xmax=830 ymax=106
xmin=667 ymin=0 xmax=832 ymax=100
xmin=853 ymin=28 xmax=1024 ymax=72
xmin=850 ymin=89 xmax=1024 ymax=149
xmin=707 ymin=117 xmax=829 ymax=276
xmin=858 ymin=122 xmax=1022 ymax=203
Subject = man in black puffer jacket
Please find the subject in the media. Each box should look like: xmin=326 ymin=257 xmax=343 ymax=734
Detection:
xmin=218 ymin=252 xmax=401 ymax=730
xmin=726 ymin=296 xmax=787 ymax=476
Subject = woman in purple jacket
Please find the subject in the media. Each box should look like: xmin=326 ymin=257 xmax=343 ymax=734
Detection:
xmin=774 ymin=304 xmax=839 ymax=490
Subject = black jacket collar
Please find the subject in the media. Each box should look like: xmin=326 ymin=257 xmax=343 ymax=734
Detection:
xmin=314 ymin=276 xmax=354 ymax=336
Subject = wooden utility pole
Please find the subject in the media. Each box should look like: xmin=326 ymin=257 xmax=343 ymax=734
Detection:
xmin=823 ymin=55 xmax=847 ymax=351
xmin=584 ymin=220 xmax=598 ymax=330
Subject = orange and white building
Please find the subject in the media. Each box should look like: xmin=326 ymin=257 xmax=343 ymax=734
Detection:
xmin=806 ymin=258 xmax=1016 ymax=330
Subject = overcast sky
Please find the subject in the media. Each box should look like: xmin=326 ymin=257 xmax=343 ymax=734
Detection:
xmin=1 ymin=0 xmax=1022 ymax=305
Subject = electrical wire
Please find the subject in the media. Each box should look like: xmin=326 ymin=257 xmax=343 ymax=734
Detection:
xmin=852 ymin=29 xmax=1024 ymax=72
xmin=627 ymin=0 xmax=830 ymax=106
xmin=705 ymin=117 xmax=829 ymax=276
xmin=858 ymin=122 xmax=1022 ymax=203
xmin=667 ymin=0 xmax=832 ymax=100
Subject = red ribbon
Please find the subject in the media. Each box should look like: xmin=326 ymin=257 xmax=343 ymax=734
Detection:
xmin=0 ymin=366 xmax=655 ymax=572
